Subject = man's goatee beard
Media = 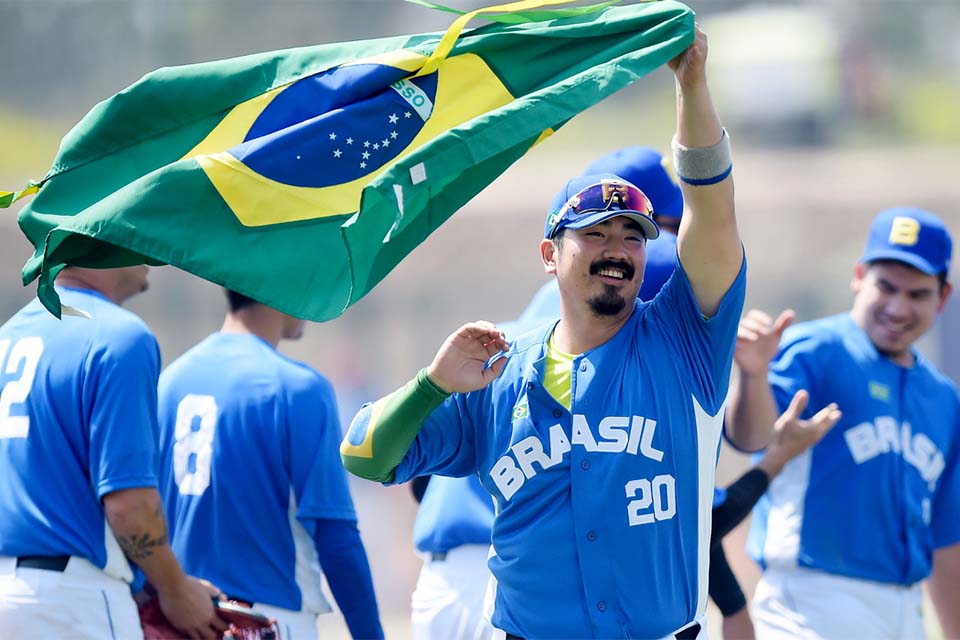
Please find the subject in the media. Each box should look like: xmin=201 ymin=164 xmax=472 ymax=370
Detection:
xmin=588 ymin=286 xmax=627 ymax=316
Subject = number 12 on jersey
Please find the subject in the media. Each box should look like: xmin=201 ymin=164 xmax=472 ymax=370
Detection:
xmin=625 ymin=474 xmax=676 ymax=526
xmin=0 ymin=337 xmax=45 ymax=440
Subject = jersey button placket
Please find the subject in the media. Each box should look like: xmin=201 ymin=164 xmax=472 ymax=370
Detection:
xmin=573 ymin=357 xmax=593 ymax=409
xmin=570 ymin=355 xmax=608 ymax=631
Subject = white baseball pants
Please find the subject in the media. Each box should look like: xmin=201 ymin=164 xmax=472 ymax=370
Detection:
xmin=752 ymin=567 xmax=925 ymax=640
xmin=0 ymin=555 xmax=142 ymax=639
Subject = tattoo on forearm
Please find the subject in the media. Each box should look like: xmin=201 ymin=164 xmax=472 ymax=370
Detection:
xmin=117 ymin=531 xmax=168 ymax=561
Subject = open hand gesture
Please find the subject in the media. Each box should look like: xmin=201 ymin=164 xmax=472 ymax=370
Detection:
xmin=770 ymin=390 xmax=841 ymax=461
xmin=735 ymin=309 xmax=795 ymax=376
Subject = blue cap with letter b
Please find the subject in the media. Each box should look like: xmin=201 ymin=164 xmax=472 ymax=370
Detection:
xmin=860 ymin=207 xmax=952 ymax=277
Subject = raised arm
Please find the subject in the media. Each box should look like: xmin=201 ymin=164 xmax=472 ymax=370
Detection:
xmin=726 ymin=309 xmax=795 ymax=451
xmin=340 ymin=322 xmax=509 ymax=483
xmin=670 ymin=25 xmax=743 ymax=317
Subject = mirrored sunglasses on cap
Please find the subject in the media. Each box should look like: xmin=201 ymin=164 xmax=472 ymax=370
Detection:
xmin=549 ymin=179 xmax=656 ymax=238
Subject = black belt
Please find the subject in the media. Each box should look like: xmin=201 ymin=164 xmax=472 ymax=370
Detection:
xmin=506 ymin=622 xmax=700 ymax=640
xmin=430 ymin=552 xmax=447 ymax=562
xmin=16 ymin=555 xmax=70 ymax=572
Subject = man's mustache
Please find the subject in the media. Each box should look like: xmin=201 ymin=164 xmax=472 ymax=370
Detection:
xmin=589 ymin=260 xmax=635 ymax=281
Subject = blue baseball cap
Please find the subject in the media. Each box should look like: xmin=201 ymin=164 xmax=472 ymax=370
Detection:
xmin=583 ymin=147 xmax=683 ymax=220
xmin=860 ymin=207 xmax=952 ymax=277
xmin=638 ymin=231 xmax=678 ymax=302
xmin=544 ymin=173 xmax=660 ymax=240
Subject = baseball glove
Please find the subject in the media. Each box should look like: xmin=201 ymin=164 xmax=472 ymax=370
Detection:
xmin=138 ymin=594 xmax=281 ymax=640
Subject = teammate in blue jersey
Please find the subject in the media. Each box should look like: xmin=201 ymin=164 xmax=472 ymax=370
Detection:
xmin=157 ymin=290 xmax=383 ymax=640
xmin=0 ymin=266 xmax=226 ymax=640
xmin=410 ymin=474 xmax=496 ymax=640
xmin=344 ymin=28 xmax=748 ymax=638
xmin=730 ymin=208 xmax=960 ymax=639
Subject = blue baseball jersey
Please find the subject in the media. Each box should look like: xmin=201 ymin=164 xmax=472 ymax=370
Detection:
xmin=409 ymin=236 xmax=683 ymax=580
xmin=0 ymin=287 xmax=160 ymax=579
xmin=392 ymin=261 xmax=747 ymax=638
xmin=748 ymin=313 xmax=960 ymax=585
xmin=413 ymin=475 xmax=495 ymax=554
xmin=157 ymin=333 xmax=357 ymax=611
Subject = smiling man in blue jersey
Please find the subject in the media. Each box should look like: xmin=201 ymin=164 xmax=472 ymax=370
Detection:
xmin=409 ymin=145 xmax=691 ymax=640
xmin=343 ymin=27 xmax=748 ymax=639
xmin=730 ymin=208 xmax=960 ymax=639
xmin=0 ymin=266 xmax=226 ymax=640
xmin=157 ymin=290 xmax=383 ymax=640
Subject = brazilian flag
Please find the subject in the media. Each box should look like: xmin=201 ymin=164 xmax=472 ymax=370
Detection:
xmin=3 ymin=0 xmax=693 ymax=321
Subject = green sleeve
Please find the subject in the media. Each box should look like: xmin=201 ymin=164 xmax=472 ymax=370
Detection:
xmin=340 ymin=368 xmax=450 ymax=483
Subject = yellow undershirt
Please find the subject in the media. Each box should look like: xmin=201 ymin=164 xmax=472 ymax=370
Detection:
xmin=544 ymin=334 xmax=577 ymax=411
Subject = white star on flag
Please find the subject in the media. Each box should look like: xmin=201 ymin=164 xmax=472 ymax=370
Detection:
xmin=404 ymin=112 xmax=412 ymax=118
xmin=390 ymin=131 xmax=399 ymax=139
xmin=363 ymin=141 xmax=370 ymax=148
xmin=329 ymin=132 xmax=337 ymax=140
xmin=333 ymin=149 xmax=342 ymax=158
xmin=346 ymin=137 xmax=354 ymax=145
xmin=389 ymin=113 xmax=399 ymax=124
xmin=382 ymin=139 xmax=390 ymax=148
xmin=362 ymin=151 xmax=370 ymax=159
xmin=360 ymin=161 xmax=367 ymax=169
xmin=373 ymin=143 xmax=380 ymax=150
